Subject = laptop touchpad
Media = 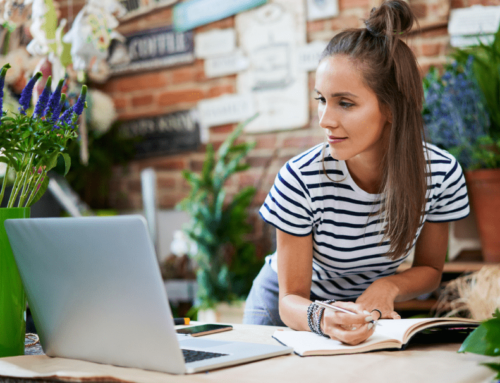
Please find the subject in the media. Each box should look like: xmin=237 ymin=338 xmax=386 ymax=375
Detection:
xmin=179 ymin=338 xmax=232 ymax=349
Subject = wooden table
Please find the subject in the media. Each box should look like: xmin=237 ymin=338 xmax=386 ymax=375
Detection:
xmin=0 ymin=324 xmax=497 ymax=383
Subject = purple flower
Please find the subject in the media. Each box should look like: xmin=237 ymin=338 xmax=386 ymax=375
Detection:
xmin=50 ymin=93 xmax=66 ymax=123
xmin=73 ymin=85 xmax=87 ymax=117
xmin=44 ymin=79 xmax=64 ymax=117
xmin=18 ymin=72 xmax=42 ymax=115
xmin=57 ymin=106 xmax=74 ymax=128
xmin=34 ymin=76 xmax=52 ymax=117
xmin=0 ymin=63 xmax=11 ymax=125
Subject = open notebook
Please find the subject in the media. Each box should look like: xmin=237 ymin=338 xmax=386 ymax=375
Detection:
xmin=273 ymin=317 xmax=479 ymax=356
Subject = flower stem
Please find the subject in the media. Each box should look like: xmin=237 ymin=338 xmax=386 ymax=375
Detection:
xmin=25 ymin=171 xmax=45 ymax=207
xmin=7 ymin=154 xmax=26 ymax=208
xmin=17 ymin=154 xmax=35 ymax=207
xmin=0 ymin=165 xmax=9 ymax=206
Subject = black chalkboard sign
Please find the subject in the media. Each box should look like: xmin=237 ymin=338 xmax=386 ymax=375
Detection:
xmin=108 ymin=25 xmax=194 ymax=75
xmin=120 ymin=110 xmax=200 ymax=158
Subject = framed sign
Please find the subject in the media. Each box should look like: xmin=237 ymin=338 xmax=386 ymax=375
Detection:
xmin=108 ymin=26 xmax=194 ymax=75
xmin=173 ymin=0 xmax=267 ymax=32
xmin=120 ymin=110 xmax=200 ymax=158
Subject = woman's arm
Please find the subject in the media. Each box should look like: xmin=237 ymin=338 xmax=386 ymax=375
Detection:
xmin=277 ymin=229 xmax=375 ymax=345
xmin=356 ymin=220 xmax=449 ymax=319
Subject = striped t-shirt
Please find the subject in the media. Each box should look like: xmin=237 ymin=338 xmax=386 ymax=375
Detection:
xmin=259 ymin=142 xmax=470 ymax=300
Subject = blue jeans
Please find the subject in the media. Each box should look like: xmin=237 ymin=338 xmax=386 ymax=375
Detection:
xmin=243 ymin=262 xmax=286 ymax=326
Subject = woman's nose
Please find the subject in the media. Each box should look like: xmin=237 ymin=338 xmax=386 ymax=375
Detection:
xmin=318 ymin=107 xmax=339 ymax=131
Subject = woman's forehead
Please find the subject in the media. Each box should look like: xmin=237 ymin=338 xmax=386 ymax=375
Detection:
xmin=315 ymin=55 xmax=367 ymax=93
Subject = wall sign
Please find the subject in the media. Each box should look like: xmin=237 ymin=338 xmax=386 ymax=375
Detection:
xmin=297 ymin=40 xmax=328 ymax=72
xmin=236 ymin=0 xmax=308 ymax=133
xmin=448 ymin=5 xmax=500 ymax=47
xmin=197 ymin=94 xmax=255 ymax=128
xmin=119 ymin=0 xmax=179 ymax=21
xmin=195 ymin=28 xmax=236 ymax=59
xmin=120 ymin=110 xmax=200 ymax=158
xmin=306 ymin=0 xmax=339 ymax=21
xmin=204 ymin=50 xmax=249 ymax=78
xmin=108 ymin=26 xmax=194 ymax=75
xmin=173 ymin=0 xmax=268 ymax=32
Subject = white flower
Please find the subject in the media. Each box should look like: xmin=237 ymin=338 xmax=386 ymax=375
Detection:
xmin=88 ymin=89 xmax=116 ymax=135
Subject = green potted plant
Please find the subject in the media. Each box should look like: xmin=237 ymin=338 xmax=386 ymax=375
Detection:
xmin=177 ymin=116 xmax=263 ymax=320
xmin=0 ymin=64 xmax=86 ymax=356
xmin=459 ymin=308 xmax=500 ymax=379
xmin=423 ymin=49 xmax=500 ymax=263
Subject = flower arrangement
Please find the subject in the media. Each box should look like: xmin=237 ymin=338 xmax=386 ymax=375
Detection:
xmin=0 ymin=63 xmax=87 ymax=208
xmin=422 ymin=56 xmax=495 ymax=170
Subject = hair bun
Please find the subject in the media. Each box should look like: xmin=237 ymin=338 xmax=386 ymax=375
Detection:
xmin=364 ymin=0 xmax=415 ymax=38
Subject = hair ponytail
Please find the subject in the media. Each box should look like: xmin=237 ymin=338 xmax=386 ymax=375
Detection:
xmin=320 ymin=0 xmax=428 ymax=260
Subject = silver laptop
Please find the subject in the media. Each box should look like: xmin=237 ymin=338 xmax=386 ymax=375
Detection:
xmin=5 ymin=215 xmax=291 ymax=374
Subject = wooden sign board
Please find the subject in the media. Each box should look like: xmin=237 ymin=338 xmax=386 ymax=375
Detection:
xmin=119 ymin=110 xmax=200 ymax=158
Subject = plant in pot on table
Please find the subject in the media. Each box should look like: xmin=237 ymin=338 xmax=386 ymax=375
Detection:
xmin=177 ymin=117 xmax=263 ymax=321
xmin=0 ymin=64 xmax=87 ymax=357
xmin=423 ymin=51 xmax=500 ymax=263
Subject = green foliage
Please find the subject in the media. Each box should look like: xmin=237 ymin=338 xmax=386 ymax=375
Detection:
xmin=451 ymin=28 xmax=500 ymax=140
xmin=177 ymin=116 xmax=263 ymax=309
xmin=459 ymin=309 xmax=500 ymax=378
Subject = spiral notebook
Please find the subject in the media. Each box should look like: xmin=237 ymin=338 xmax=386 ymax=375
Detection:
xmin=273 ymin=317 xmax=479 ymax=356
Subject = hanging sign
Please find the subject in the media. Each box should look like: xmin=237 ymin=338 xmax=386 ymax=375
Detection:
xmin=205 ymin=50 xmax=249 ymax=78
xmin=173 ymin=0 xmax=268 ymax=32
xmin=108 ymin=26 xmax=194 ymax=75
xmin=236 ymin=0 xmax=308 ymax=133
xmin=194 ymin=28 xmax=236 ymax=58
xmin=120 ymin=110 xmax=200 ymax=158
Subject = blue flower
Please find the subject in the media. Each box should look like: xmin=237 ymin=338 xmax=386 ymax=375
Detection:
xmin=50 ymin=93 xmax=66 ymax=123
xmin=0 ymin=64 xmax=10 ymax=125
xmin=33 ymin=76 xmax=52 ymax=118
xmin=44 ymin=79 xmax=64 ymax=117
xmin=57 ymin=106 xmax=74 ymax=128
xmin=73 ymin=85 xmax=87 ymax=117
xmin=18 ymin=72 xmax=42 ymax=115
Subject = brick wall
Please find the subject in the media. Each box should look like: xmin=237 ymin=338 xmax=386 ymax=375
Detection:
xmin=89 ymin=0 xmax=499 ymax=257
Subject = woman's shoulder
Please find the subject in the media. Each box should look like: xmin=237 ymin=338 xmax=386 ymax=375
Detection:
xmin=424 ymin=142 xmax=459 ymax=171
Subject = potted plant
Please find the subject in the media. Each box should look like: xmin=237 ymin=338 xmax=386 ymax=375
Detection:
xmin=177 ymin=117 xmax=263 ymax=321
xmin=423 ymin=54 xmax=500 ymax=263
xmin=0 ymin=64 xmax=87 ymax=357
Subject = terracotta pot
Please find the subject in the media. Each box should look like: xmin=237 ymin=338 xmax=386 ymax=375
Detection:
xmin=465 ymin=169 xmax=500 ymax=263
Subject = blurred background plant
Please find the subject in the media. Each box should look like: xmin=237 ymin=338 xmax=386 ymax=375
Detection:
xmin=423 ymin=28 xmax=500 ymax=171
xmin=177 ymin=116 xmax=263 ymax=310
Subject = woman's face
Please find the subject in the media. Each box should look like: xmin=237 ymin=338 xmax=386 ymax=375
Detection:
xmin=315 ymin=55 xmax=391 ymax=162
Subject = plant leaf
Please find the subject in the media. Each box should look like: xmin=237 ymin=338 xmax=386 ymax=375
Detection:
xmin=459 ymin=316 xmax=500 ymax=356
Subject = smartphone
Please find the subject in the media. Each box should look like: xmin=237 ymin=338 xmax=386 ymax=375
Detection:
xmin=176 ymin=324 xmax=233 ymax=337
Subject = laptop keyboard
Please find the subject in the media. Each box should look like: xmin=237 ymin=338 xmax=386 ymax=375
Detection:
xmin=181 ymin=349 xmax=228 ymax=363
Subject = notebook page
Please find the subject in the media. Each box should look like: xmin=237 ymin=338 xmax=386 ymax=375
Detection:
xmin=374 ymin=318 xmax=436 ymax=343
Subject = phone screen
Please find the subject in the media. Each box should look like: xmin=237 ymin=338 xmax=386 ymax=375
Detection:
xmin=176 ymin=324 xmax=233 ymax=336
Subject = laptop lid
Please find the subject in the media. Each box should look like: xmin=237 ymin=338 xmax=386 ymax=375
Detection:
xmin=5 ymin=216 xmax=187 ymax=374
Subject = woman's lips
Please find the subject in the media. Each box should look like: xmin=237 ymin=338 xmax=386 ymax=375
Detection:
xmin=327 ymin=136 xmax=348 ymax=144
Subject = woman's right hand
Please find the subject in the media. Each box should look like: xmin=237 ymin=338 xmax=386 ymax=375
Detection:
xmin=320 ymin=301 xmax=376 ymax=345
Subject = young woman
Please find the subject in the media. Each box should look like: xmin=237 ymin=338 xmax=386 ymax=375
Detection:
xmin=243 ymin=0 xmax=470 ymax=346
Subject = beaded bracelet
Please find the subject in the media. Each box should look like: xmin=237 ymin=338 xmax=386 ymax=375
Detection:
xmin=307 ymin=300 xmax=335 ymax=337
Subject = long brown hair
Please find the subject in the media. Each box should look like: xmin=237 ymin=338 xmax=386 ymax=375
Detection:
xmin=320 ymin=0 xmax=428 ymax=260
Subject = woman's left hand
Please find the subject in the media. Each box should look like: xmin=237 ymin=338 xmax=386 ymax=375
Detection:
xmin=355 ymin=278 xmax=401 ymax=320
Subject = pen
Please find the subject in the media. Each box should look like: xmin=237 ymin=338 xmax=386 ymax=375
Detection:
xmin=174 ymin=318 xmax=191 ymax=325
xmin=314 ymin=301 xmax=380 ymax=326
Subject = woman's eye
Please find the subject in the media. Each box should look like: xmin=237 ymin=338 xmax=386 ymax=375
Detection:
xmin=340 ymin=101 xmax=354 ymax=109
xmin=314 ymin=96 xmax=326 ymax=103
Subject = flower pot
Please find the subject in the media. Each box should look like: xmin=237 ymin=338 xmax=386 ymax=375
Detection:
xmin=0 ymin=207 xmax=30 ymax=357
xmin=465 ymin=169 xmax=500 ymax=262
xmin=197 ymin=301 xmax=246 ymax=324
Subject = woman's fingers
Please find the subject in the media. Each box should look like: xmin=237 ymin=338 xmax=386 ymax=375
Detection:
xmin=326 ymin=323 xmax=375 ymax=346
xmin=389 ymin=311 xmax=401 ymax=319
xmin=323 ymin=309 xmax=374 ymax=327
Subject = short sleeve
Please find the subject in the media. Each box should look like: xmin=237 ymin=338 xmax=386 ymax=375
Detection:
xmin=427 ymin=158 xmax=470 ymax=222
xmin=259 ymin=162 xmax=313 ymax=236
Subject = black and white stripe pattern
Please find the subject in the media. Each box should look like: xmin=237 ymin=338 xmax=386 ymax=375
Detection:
xmin=259 ymin=142 xmax=470 ymax=300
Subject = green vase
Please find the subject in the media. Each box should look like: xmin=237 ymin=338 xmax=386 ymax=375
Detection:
xmin=0 ymin=207 xmax=30 ymax=357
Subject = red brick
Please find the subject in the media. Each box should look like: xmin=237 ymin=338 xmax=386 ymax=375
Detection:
xmin=159 ymin=192 xmax=188 ymax=209
xmin=247 ymin=156 xmax=273 ymax=168
xmin=417 ymin=26 xmax=449 ymax=39
xmin=114 ymin=72 xmax=168 ymax=92
xmin=421 ymin=42 xmax=443 ymax=57
xmin=113 ymin=97 xmax=128 ymax=110
xmin=194 ymin=17 xmax=235 ymax=33
xmin=207 ymin=84 xmax=234 ymax=98
xmin=190 ymin=160 xmax=204 ymax=172
xmin=239 ymin=173 xmax=260 ymax=188
xmin=410 ymin=3 xmax=428 ymax=19
xmin=194 ymin=60 xmax=207 ymax=82
xmin=170 ymin=66 xmax=198 ymax=84
xmin=158 ymin=89 xmax=204 ymax=106
xmin=254 ymin=135 xmax=277 ymax=150
xmin=131 ymin=94 xmax=154 ymax=107
xmin=142 ymin=6 xmax=173 ymax=24
xmin=283 ymin=136 xmax=321 ymax=148
xmin=128 ymin=179 xmax=142 ymax=193
xmin=451 ymin=0 xmax=466 ymax=8
xmin=307 ymin=20 xmax=325 ymax=33
xmin=330 ymin=16 xmax=362 ymax=30
xmin=157 ymin=175 xmax=177 ymax=189
xmin=138 ymin=157 xmax=188 ymax=171
xmin=210 ymin=124 xmax=235 ymax=134
xmin=339 ymin=0 xmax=370 ymax=11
